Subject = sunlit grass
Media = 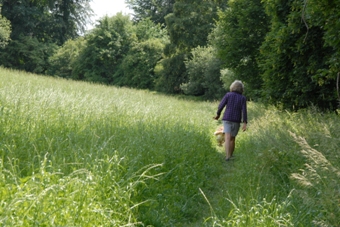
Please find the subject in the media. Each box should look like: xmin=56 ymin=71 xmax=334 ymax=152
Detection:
xmin=0 ymin=68 xmax=220 ymax=225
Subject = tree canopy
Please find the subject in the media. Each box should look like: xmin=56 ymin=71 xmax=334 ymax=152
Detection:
xmin=72 ymin=13 xmax=135 ymax=83
xmin=154 ymin=0 xmax=226 ymax=94
xmin=0 ymin=0 xmax=92 ymax=73
xmin=258 ymin=0 xmax=338 ymax=109
xmin=126 ymin=0 xmax=175 ymax=24
xmin=0 ymin=0 xmax=92 ymax=44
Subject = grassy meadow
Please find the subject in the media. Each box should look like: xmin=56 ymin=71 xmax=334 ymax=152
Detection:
xmin=0 ymin=67 xmax=339 ymax=226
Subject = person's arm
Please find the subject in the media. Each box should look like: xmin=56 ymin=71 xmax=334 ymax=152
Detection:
xmin=214 ymin=94 xmax=228 ymax=120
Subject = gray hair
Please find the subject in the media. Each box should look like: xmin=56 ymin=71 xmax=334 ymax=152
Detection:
xmin=230 ymin=80 xmax=244 ymax=94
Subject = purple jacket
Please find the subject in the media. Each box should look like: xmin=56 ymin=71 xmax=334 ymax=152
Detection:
xmin=217 ymin=92 xmax=247 ymax=123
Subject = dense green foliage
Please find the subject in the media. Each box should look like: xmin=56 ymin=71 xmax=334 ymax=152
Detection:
xmin=72 ymin=14 xmax=135 ymax=83
xmin=0 ymin=7 xmax=10 ymax=48
xmin=47 ymin=15 xmax=168 ymax=90
xmin=212 ymin=0 xmax=269 ymax=99
xmin=166 ymin=0 xmax=223 ymax=51
xmin=1 ymin=36 xmax=57 ymax=74
xmin=115 ymin=18 xmax=169 ymax=89
xmin=47 ymin=37 xmax=86 ymax=78
xmin=306 ymin=0 xmax=340 ymax=81
xmin=0 ymin=0 xmax=91 ymax=44
xmin=181 ymin=45 xmax=225 ymax=100
xmin=155 ymin=0 xmax=225 ymax=94
xmin=258 ymin=0 xmax=338 ymax=110
xmin=127 ymin=0 xmax=175 ymax=24
xmin=0 ymin=0 xmax=91 ymax=73
xmin=1 ymin=68 xmax=339 ymax=226
xmin=211 ymin=0 xmax=339 ymax=109
xmin=154 ymin=52 xmax=186 ymax=93
xmin=118 ymin=38 xmax=165 ymax=89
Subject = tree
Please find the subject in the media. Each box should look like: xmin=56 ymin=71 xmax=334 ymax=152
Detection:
xmin=134 ymin=17 xmax=168 ymax=41
xmin=155 ymin=0 xmax=226 ymax=94
xmin=166 ymin=0 xmax=224 ymax=52
xmin=259 ymin=0 xmax=337 ymax=110
xmin=1 ymin=0 xmax=92 ymax=45
xmin=0 ymin=6 xmax=11 ymax=48
xmin=2 ymin=36 xmax=57 ymax=74
xmin=0 ymin=0 xmax=92 ymax=73
xmin=47 ymin=37 xmax=86 ymax=78
xmin=48 ymin=0 xmax=93 ymax=44
xmin=72 ymin=14 xmax=135 ymax=84
xmin=119 ymin=38 xmax=166 ymax=89
xmin=154 ymin=52 xmax=187 ymax=93
xmin=126 ymin=0 xmax=175 ymax=24
xmin=181 ymin=45 xmax=225 ymax=100
xmin=212 ymin=0 xmax=269 ymax=99
xmin=117 ymin=19 xmax=169 ymax=89
xmin=306 ymin=0 xmax=340 ymax=107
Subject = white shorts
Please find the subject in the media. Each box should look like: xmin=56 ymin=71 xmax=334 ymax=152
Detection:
xmin=223 ymin=121 xmax=240 ymax=137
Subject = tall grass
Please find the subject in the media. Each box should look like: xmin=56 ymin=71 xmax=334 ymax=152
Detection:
xmin=0 ymin=68 xmax=222 ymax=226
xmin=0 ymin=67 xmax=339 ymax=226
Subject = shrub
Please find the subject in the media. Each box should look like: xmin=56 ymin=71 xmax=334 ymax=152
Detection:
xmin=0 ymin=11 xmax=11 ymax=48
xmin=181 ymin=45 xmax=225 ymax=100
xmin=47 ymin=38 xmax=86 ymax=78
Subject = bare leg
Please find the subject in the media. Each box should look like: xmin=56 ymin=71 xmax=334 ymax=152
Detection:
xmin=224 ymin=133 xmax=231 ymax=160
xmin=230 ymin=136 xmax=236 ymax=157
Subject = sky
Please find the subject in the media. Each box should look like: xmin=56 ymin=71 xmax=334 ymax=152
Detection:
xmin=87 ymin=0 xmax=132 ymax=30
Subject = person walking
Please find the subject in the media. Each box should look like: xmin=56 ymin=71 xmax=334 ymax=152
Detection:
xmin=214 ymin=80 xmax=247 ymax=161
